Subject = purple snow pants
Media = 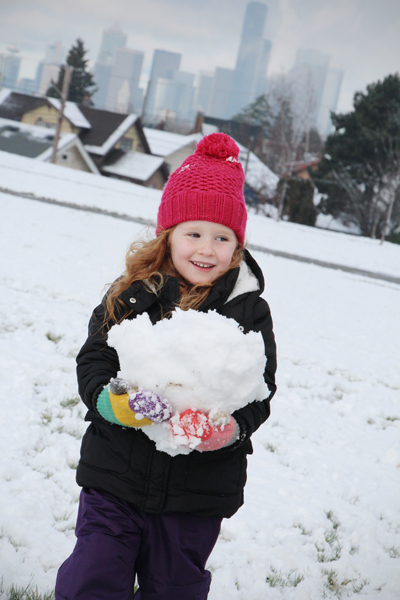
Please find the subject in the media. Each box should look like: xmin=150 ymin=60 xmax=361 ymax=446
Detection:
xmin=55 ymin=488 xmax=222 ymax=600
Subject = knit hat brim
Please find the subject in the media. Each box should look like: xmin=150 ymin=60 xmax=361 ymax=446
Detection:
xmin=156 ymin=191 xmax=247 ymax=246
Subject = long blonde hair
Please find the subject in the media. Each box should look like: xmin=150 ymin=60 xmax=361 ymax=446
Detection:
xmin=104 ymin=226 xmax=244 ymax=325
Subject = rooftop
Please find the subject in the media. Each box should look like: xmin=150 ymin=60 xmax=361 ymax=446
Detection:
xmin=102 ymin=150 xmax=165 ymax=181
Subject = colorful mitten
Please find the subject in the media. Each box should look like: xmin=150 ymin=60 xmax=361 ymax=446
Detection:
xmin=196 ymin=416 xmax=238 ymax=452
xmin=174 ymin=409 xmax=213 ymax=442
xmin=129 ymin=389 xmax=173 ymax=423
xmin=97 ymin=380 xmax=153 ymax=428
xmin=171 ymin=409 xmax=238 ymax=451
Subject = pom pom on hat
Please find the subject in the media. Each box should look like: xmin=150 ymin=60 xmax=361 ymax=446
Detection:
xmin=156 ymin=132 xmax=247 ymax=246
xmin=195 ymin=132 xmax=240 ymax=161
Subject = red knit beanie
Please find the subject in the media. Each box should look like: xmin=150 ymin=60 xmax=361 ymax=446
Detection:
xmin=156 ymin=132 xmax=247 ymax=246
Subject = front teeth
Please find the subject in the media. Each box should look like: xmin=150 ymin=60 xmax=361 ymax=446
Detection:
xmin=193 ymin=262 xmax=213 ymax=268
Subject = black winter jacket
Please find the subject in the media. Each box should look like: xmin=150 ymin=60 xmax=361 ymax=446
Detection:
xmin=76 ymin=250 xmax=277 ymax=518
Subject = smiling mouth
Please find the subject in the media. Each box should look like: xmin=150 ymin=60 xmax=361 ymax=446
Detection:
xmin=191 ymin=261 xmax=215 ymax=269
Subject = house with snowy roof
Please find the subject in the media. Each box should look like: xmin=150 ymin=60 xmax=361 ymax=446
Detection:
xmin=144 ymin=126 xmax=279 ymax=202
xmin=0 ymin=117 xmax=99 ymax=173
xmin=0 ymin=90 xmax=168 ymax=189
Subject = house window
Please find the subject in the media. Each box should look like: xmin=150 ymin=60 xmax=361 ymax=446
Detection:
xmin=119 ymin=137 xmax=132 ymax=152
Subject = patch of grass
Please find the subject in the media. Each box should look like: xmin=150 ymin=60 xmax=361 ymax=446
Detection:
xmin=386 ymin=546 xmax=400 ymax=558
xmin=0 ymin=578 xmax=54 ymax=600
xmin=385 ymin=416 xmax=400 ymax=422
xmin=55 ymin=425 xmax=82 ymax=439
xmin=326 ymin=510 xmax=340 ymax=530
xmin=265 ymin=443 xmax=276 ymax=453
xmin=367 ymin=418 xmax=375 ymax=424
xmin=322 ymin=569 xmax=369 ymax=598
xmin=316 ymin=529 xmax=342 ymax=563
xmin=40 ymin=410 xmax=53 ymax=425
xmin=60 ymin=396 xmax=80 ymax=409
xmin=45 ymin=332 xmax=62 ymax=344
xmin=349 ymin=545 xmax=359 ymax=555
xmin=294 ymin=522 xmax=312 ymax=536
xmin=266 ymin=566 xmax=305 ymax=588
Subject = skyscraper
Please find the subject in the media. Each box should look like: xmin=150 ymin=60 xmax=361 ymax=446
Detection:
xmin=105 ymin=48 xmax=144 ymax=113
xmin=1 ymin=52 xmax=21 ymax=90
xmin=227 ymin=2 xmax=272 ymax=117
xmin=93 ymin=24 xmax=127 ymax=109
xmin=144 ymin=50 xmax=181 ymax=122
xmin=97 ymin=24 xmax=127 ymax=66
xmin=317 ymin=68 xmax=343 ymax=137
xmin=287 ymin=48 xmax=330 ymax=135
xmin=208 ymin=68 xmax=234 ymax=119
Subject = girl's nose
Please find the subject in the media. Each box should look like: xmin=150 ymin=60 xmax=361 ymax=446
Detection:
xmin=199 ymin=238 xmax=214 ymax=255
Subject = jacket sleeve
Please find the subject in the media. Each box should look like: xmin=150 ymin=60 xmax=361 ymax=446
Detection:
xmin=231 ymin=296 xmax=277 ymax=446
xmin=76 ymin=300 xmax=124 ymax=413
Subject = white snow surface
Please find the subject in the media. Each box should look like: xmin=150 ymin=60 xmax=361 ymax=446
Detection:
xmin=0 ymin=154 xmax=399 ymax=598
xmin=1 ymin=150 xmax=399 ymax=279
xmin=108 ymin=310 xmax=268 ymax=455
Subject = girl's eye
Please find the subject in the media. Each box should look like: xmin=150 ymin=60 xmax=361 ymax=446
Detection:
xmin=217 ymin=236 xmax=228 ymax=242
xmin=188 ymin=233 xmax=200 ymax=238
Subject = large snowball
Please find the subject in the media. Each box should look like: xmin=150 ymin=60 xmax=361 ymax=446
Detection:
xmin=108 ymin=308 xmax=268 ymax=415
xmin=107 ymin=309 xmax=268 ymax=455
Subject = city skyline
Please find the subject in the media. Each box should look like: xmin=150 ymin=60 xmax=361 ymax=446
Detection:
xmin=1 ymin=0 xmax=399 ymax=115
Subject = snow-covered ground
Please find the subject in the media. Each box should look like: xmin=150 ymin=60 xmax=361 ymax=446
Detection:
xmin=1 ymin=150 xmax=399 ymax=280
xmin=0 ymin=154 xmax=399 ymax=599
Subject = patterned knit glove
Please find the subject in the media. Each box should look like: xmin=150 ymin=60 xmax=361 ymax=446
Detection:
xmin=97 ymin=379 xmax=153 ymax=428
xmin=129 ymin=389 xmax=173 ymax=423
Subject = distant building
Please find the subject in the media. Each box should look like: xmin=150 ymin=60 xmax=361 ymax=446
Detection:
xmin=317 ymin=68 xmax=343 ymax=138
xmin=287 ymin=48 xmax=330 ymax=135
xmin=0 ymin=90 xmax=167 ymax=189
xmin=208 ymin=68 xmax=234 ymax=120
xmin=35 ymin=42 xmax=64 ymax=96
xmin=97 ymin=24 xmax=127 ymax=66
xmin=144 ymin=50 xmax=181 ymax=123
xmin=151 ymin=70 xmax=195 ymax=125
xmin=227 ymin=1 xmax=272 ymax=117
xmin=92 ymin=24 xmax=127 ymax=109
xmin=194 ymin=71 xmax=214 ymax=115
xmin=105 ymin=48 xmax=144 ymax=114
xmin=17 ymin=78 xmax=37 ymax=95
xmin=1 ymin=54 xmax=21 ymax=90
xmin=0 ymin=117 xmax=99 ymax=173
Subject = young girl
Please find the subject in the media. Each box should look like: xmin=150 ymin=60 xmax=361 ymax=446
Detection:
xmin=55 ymin=133 xmax=277 ymax=600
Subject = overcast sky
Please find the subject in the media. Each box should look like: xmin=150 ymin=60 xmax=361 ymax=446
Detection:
xmin=1 ymin=0 xmax=399 ymax=112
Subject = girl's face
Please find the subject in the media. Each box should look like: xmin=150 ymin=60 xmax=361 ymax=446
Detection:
xmin=170 ymin=221 xmax=238 ymax=285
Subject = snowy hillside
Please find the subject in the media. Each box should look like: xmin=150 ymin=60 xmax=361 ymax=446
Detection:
xmin=0 ymin=155 xmax=399 ymax=599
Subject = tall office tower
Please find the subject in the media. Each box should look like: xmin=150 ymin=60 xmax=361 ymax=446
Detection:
xmin=93 ymin=24 xmax=127 ymax=108
xmin=288 ymin=48 xmax=330 ymax=135
xmin=193 ymin=71 xmax=214 ymax=114
xmin=1 ymin=53 xmax=21 ymax=90
xmin=45 ymin=42 xmax=64 ymax=65
xmin=105 ymin=48 xmax=144 ymax=113
xmin=35 ymin=42 xmax=64 ymax=96
xmin=228 ymin=1 xmax=272 ymax=117
xmin=97 ymin=24 xmax=127 ymax=66
xmin=144 ymin=49 xmax=181 ymax=122
xmin=317 ymin=68 xmax=343 ymax=138
xmin=151 ymin=70 xmax=195 ymax=123
xmin=208 ymin=68 xmax=234 ymax=120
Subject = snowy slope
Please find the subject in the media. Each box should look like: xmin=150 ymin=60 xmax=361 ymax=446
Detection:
xmin=0 ymin=154 xmax=399 ymax=598
xmin=0 ymin=150 xmax=399 ymax=279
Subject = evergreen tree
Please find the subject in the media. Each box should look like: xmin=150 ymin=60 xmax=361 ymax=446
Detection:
xmin=47 ymin=38 xmax=96 ymax=104
xmin=232 ymin=94 xmax=273 ymax=136
xmin=317 ymin=73 xmax=400 ymax=238
xmin=276 ymin=177 xmax=317 ymax=226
